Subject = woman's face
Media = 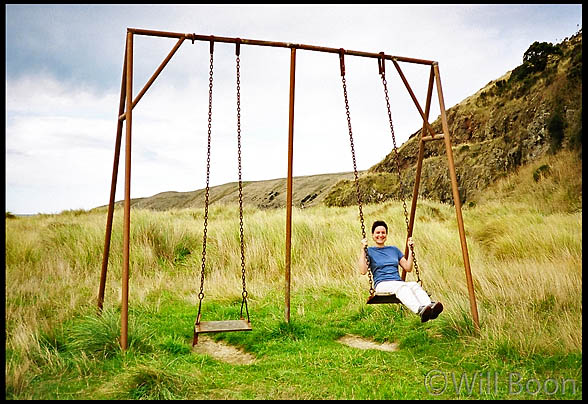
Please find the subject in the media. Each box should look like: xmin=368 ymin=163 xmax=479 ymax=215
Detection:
xmin=372 ymin=226 xmax=388 ymax=245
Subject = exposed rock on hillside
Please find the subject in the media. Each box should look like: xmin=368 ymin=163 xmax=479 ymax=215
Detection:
xmin=325 ymin=30 xmax=582 ymax=207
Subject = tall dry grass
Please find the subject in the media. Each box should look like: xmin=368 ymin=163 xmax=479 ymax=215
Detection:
xmin=5 ymin=150 xmax=582 ymax=392
xmin=472 ymin=149 xmax=582 ymax=214
xmin=6 ymin=201 xmax=581 ymax=350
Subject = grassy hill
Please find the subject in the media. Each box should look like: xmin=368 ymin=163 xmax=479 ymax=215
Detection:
xmin=98 ymin=31 xmax=582 ymax=213
xmin=5 ymin=147 xmax=582 ymax=399
xmin=100 ymin=172 xmax=357 ymax=211
xmin=6 ymin=32 xmax=582 ymax=400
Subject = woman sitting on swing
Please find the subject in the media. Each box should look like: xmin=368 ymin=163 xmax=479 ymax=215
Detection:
xmin=358 ymin=220 xmax=443 ymax=322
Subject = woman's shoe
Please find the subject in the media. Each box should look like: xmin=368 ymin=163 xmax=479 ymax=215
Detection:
xmin=428 ymin=302 xmax=444 ymax=320
xmin=418 ymin=305 xmax=432 ymax=322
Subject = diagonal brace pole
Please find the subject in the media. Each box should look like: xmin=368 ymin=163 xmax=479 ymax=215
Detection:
xmin=118 ymin=37 xmax=185 ymax=121
xmin=391 ymin=59 xmax=437 ymax=138
xmin=97 ymin=37 xmax=128 ymax=314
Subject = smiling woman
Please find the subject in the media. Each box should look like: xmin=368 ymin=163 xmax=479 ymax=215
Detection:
xmin=358 ymin=220 xmax=444 ymax=323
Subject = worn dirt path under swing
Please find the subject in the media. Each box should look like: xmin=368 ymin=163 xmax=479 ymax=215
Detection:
xmin=192 ymin=334 xmax=398 ymax=365
xmin=337 ymin=334 xmax=399 ymax=352
xmin=192 ymin=336 xmax=257 ymax=365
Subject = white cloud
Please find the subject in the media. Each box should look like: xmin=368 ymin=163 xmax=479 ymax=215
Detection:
xmin=6 ymin=75 xmax=134 ymax=212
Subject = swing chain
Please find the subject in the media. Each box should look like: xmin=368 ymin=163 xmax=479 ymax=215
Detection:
xmin=339 ymin=50 xmax=375 ymax=297
xmin=236 ymin=42 xmax=250 ymax=321
xmin=379 ymin=59 xmax=421 ymax=286
xmin=196 ymin=44 xmax=215 ymax=323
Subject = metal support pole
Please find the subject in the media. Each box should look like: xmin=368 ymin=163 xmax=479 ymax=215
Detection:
xmin=121 ymin=31 xmax=134 ymax=350
xmin=401 ymin=65 xmax=435 ymax=281
xmin=433 ymin=63 xmax=480 ymax=332
xmin=98 ymin=40 xmax=127 ymax=314
xmin=285 ymin=48 xmax=296 ymax=323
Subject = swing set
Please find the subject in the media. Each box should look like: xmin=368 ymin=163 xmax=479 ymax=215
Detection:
xmin=96 ymin=28 xmax=480 ymax=351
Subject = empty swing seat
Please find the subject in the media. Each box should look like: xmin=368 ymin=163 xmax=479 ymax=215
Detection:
xmin=366 ymin=292 xmax=402 ymax=305
xmin=195 ymin=319 xmax=252 ymax=334
xmin=193 ymin=319 xmax=252 ymax=345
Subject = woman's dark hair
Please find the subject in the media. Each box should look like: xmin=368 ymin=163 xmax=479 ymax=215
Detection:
xmin=371 ymin=220 xmax=388 ymax=234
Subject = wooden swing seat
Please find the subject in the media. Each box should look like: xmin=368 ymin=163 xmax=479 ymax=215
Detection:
xmin=195 ymin=319 xmax=252 ymax=334
xmin=366 ymin=292 xmax=402 ymax=305
xmin=193 ymin=319 xmax=252 ymax=345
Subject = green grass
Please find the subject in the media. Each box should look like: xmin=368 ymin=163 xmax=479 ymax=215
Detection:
xmin=6 ymin=290 xmax=581 ymax=399
xmin=5 ymin=151 xmax=582 ymax=400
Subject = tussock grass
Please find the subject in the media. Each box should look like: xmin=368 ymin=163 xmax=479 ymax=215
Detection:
xmin=5 ymin=152 xmax=582 ymax=399
xmin=472 ymin=149 xmax=582 ymax=214
xmin=93 ymin=356 xmax=202 ymax=400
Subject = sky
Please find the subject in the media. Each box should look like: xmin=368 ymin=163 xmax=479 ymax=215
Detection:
xmin=5 ymin=4 xmax=582 ymax=215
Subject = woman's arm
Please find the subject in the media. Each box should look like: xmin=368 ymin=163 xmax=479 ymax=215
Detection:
xmin=358 ymin=238 xmax=369 ymax=275
xmin=399 ymin=237 xmax=415 ymax=272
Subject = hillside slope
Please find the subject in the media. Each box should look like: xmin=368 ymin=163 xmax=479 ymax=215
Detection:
xmin=102 ymin=172 xmax=357 ymax=211
xmin=99 ymin=31 xmax=582 ymax=212
xmin=325 ymin=30 xmax=582 ymax=207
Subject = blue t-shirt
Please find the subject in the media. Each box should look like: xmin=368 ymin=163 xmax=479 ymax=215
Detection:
xmin=367 ymin=246 xmax=404 ymax=286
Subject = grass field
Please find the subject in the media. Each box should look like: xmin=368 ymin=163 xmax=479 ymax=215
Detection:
xmin=5 ymin=150 xmax=582 ymax=399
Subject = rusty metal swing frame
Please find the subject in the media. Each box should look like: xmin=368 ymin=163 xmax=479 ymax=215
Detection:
xmin=97 ymin=28 xmax=480 ymax=351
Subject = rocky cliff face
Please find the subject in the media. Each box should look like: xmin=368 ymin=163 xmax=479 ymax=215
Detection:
xmin=325 ymin=30 xmax=582 ymax=207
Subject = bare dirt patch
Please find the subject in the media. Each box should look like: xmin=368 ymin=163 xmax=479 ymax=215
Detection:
xmin=337 ymin=334 xmax=399 ymax=352
xmin=192 ymin=336 xmax=256 ymax=365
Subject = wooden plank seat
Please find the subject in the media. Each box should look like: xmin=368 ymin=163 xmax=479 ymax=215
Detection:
xmin=366 ymin=292 xmax=402 ymax=305
xmin=195 ymin=319 xmax=252 ymax=333
xmin=193 ymin=319 xmax=252 ymax=345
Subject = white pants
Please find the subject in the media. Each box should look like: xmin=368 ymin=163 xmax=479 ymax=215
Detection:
xmin=375 ymin=281 xmax=432 ymax=314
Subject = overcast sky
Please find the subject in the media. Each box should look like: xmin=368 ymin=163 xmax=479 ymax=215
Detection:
xmin=5 ymin=4 xmax=582 ymax=215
